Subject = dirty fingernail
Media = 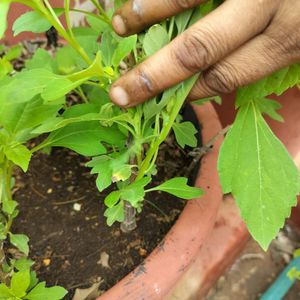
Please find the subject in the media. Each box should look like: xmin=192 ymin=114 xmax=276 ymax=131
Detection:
xmin=110 ymin=86 xmax=129 ymax=106
xmin=112 ymin=15 xmax=127 ymax=35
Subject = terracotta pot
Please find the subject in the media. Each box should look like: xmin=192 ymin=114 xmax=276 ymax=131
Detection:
xmin=97 ymin=103 xmax=223 ymax=300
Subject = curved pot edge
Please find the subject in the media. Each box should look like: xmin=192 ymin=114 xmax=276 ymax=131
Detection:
xmin=98 ymin=102 xmax=224 ymax=300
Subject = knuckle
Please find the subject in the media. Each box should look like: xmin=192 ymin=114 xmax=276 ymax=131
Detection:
xmin=202 ymin=64 xmax=239 ymax=95
xmin=173 ymin=29 xmax=216 ymax=73
xmin=175 ymin=0 xmax=200 ymax=9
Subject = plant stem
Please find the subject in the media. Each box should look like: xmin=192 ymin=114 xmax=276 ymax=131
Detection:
xmin=120 ymin=200 xmax=137 ymax=233
xmin=120 ymin=142 xmax=137 ymax=233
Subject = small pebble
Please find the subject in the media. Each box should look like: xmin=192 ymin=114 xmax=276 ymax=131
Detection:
xmin=73 ymin=203 xmax=82 ymax=211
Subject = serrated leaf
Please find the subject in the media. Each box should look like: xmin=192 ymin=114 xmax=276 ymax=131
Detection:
xmin=11 ymin=269 xmax=30 ymax=297
xmin=173 ymin=121 xmax=198 ymax=148
xmin=40 ymin=122 xmax=124 ymax=156
xmin=25 ymin=282 xmax=67 ymax=300
xmin=4 ymin=144 xmax=31 ymax=172
xmin=143 ymin=25 xmax=169 ymax=56
xmin=10 ymin=233 xmax=29 ymax=255
xmin=149 ymin=177 xmax=203 ymax=199
xmin=0 ymin=1 xmax=10 ymax=39
xmin=112 ymin=35 xmax=137 ymax=67
xmin=218 ymin=101 xmax=300 ymax=250
xmin=104 ymin=203 xmax=124 ymax=226
xmin=255 ymin=98 xmax=283 ymax=122
xmin=236 ymin=64 xmax=300 ymax=107
xmin=13 ymin=9 xmax=64 ymax=36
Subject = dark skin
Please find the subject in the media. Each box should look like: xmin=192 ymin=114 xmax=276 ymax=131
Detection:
xmin=108 ymin=0 xmax=300 ymax=107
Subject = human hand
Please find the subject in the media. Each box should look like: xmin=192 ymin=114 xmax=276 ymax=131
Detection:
xmin=109 ymin=0 xmax=300 ymax=107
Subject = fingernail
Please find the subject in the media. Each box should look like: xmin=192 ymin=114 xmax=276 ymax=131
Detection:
xmin=112 ymin=15 xmax=127 ymax=35
xmin=110 ymin=86 xmax=129 ymax=106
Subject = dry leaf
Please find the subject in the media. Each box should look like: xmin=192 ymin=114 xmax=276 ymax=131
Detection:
xmin=72 ymin=282 xmax=101 ymax=300
xmin=97 ymin=251 xmax=110 ymax=268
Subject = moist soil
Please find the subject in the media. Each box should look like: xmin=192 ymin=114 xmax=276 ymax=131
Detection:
xmin=11 ymin=128 xmax=201 ymax=299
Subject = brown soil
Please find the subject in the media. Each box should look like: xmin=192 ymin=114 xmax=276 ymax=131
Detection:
xmin=11 ymin=119 xmax=201 ymax=299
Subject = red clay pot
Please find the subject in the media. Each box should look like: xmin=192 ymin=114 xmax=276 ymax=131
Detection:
xmin=97 ymin=103 xmax=224 ymax=300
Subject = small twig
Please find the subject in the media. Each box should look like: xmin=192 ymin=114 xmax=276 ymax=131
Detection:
xmin=30 ymin=185 xmax=47 ymax=199
xmin=144 ymin=199 xmax=169 ymax=219
xmin=53 ymin=196 xmax=86 ymax=205
xmin=185 ymin=125 xmax=231 ymax=175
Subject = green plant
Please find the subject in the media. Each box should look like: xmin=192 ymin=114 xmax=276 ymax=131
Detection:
xmin=0 ymin=0 xmax=300 ymax=297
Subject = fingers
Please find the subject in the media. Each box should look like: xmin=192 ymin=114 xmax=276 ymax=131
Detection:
xmin=112 ymin=0 xmax=206 ymax=36
xmin=189 ymin=6 xmax=300 ymax=100
xmin=110 ymin=0 xmax=279 ymax=107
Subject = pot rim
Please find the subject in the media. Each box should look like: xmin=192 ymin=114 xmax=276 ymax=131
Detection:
xmin=98 ymin=102 xmax=224 ymax=300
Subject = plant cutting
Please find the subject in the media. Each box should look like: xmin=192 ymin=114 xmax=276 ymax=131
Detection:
xmin=1 ymin=0 xmax=300 ymax=298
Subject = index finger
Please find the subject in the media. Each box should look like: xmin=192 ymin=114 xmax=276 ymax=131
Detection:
xmin=110 ymin=0 xmax=278 ymax=107
xmin=112 ymin=0 xmax=206 ymax=36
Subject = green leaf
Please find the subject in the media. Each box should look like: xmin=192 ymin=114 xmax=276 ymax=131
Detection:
xmin=173 ymin=121 xmax=198 ymax=148
xmin=0 ymin=96 xmax=63 ymax=137
xmin=5 ymin=44 xmax=23 ymax=61
xmin=93 ymin=158 xmax=113 ymax=192
xmin=11 ymin=269 xmax=30 ymax=297
xmin=104 ymin=203 xmax=124 ymax=226
xmin=99 ymin=31 xmax=117 ymax=66
xmin=10 ymin=233 xmax=30 ymax=255
xmin=13 ymin=9 xmax=64 ymax=36
xmin=28 ymin=272 xmax=39 ymax=291
xmin=149 ymin=177 xmax=203 ymax=199
xmin=143 ymin=25 xmax=169 ymax=56
xmin=86 ymin=15 xmax=110 ymax=33
xmin=0 ymin=0 xmax=10 ymax=39
xmin=0 ymin=284 xmax=13 ymax=298
xmin=4 ymin=144 xmax=32 ymax=172
xmin=121 ymin=177 xmax=151 ymax=207
xmin=104 ymin=191 xmax=121 ymax=208
xmin=15 ymin=257 xmax=34 ymax=272
xmin=40 ymin=122 xmax=124 ymax=156
xmin=25 ymin=282 xmax=67 ymax=300
xmin=25 ymin=48 xmax=55 ymax=71
xmin=112 ymin=35 xmax=137 ymax=67
xmin=218 ymin=101 xmax=300 ymax=250
xmin=3 ymin=199 xmax=18 ymax=215
xmin=255 ymin=98 xmax=283 ymax=122
xmin=175 ymin=9 xmax=194 ymax=34
xmin=0 ymin=57 xmax=13 ymax=80
xmin=236 ymin=64 xmax=300 ymax=107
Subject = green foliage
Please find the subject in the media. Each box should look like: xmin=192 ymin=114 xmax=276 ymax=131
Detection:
xmin=13 ymin=9 xmax=64 ymax=36
xmin=219 ymin=67 xmax=300 ymax=250
xmin=147 ymin=177 xmax=203 ymax=199
xmin=173 ymin=121 xmax=198 ymax=148
xmin=9 ymin=233 xmax=30 ymax=256
xmin=143 ymin=25 xmax=169 ymax=56
xmin=0 ymin=0 xmax=10 ymax=39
